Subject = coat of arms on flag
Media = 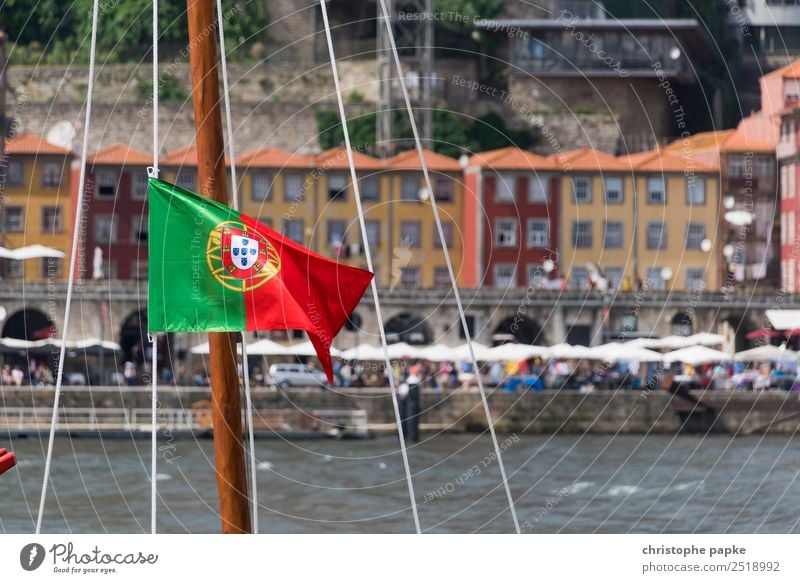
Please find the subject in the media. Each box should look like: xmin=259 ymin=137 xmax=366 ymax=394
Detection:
xmin=207 ymin=221 xmax=281 ymax=291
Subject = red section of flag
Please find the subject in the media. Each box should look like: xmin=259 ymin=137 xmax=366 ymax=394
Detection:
xmin=238 ymin=214 xmax=373 ymax=382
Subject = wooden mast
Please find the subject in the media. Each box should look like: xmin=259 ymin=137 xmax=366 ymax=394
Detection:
xmin=186 ymin=0 xmax=251 ymax=534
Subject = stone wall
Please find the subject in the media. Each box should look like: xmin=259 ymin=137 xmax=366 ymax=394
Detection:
xmin=5 ymin=387 xmax=800 ymax=435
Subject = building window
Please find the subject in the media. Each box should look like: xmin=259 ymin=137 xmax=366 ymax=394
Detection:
xmin=41 ymin=257 xmax=63 ymax=279
xmin=647 ymin=177 xmax=666 ymax=204
xmin=495 ymin=174 xmax=515 ymax=202
xmin=728 ymin=155 xmax=747 ymax=177
xmin=572 ymin=220 xmax=592 ymax=248
xmin=133 ymin=261 xmax=148 ymax=280
xmin=572 ymin=177 xmax=591 ymax=203
xmin=5 ymin=207 xmax=24 ymax=232
xmin=604 ymin=177 xmax=623 ymax=204
xmin=7 ymin=160 xmax=24 ymax=186
xmin=401 ymin=176 xmax=420 ymax=201
xmin=529 ymin=175 xmax=548 ymax=202
xmin=102 ymin=260 xmax=118 ymax=280
xmin=284 ymin=219 xmax=304 ymax=243
xmin=400 ymin=266 xmax=420 ymax=287
xmin=645 ymin=267 xmax=667 ymax=290
xmin=781 ymin=165 xmax=788 ymax=199
xmin=132 ymin=171 xmax=149 ymax=200
xmin=97 ymin=171 xmax=118 ymax=197
xmin=257 ymin=217 xmax=272 ymax=229
xmin=251 ymin=173 xmax=272 ymax=201
xmin=95 ymin=215 xmax=117 ymax=244
xmin=400 ymin=221 xmax=421 ymax=247
xmin=495 ymin=218 xmax=517 ymax=247
xmin=5 ymin=260 xmax=23 ymax=279
xmin=41 ymin=206 xmax=62 ymax=233
xmin=604 ymin=267 xmax=624 ymax=289
xmin=433 ymin=266 xmax=450 ymax=286
xmin=327 ymin=220 xmax=347 ymax=246
xmin=434 ymin=221 xmax=454 ymax=248
xmin=686 ymin=177 xmax=705 ymax=205
xmin=646 ymin=222 xmax=667 ymax=250
xmin=361 ymin=176 xmax=379 ymax=200
xmin=604 ymin=221 xmax=624 ymax=248
xmin=686 ymin=268 xmax=706 ymax=291
xmin=755 ymin=156 xmax=773 ymax=177
xmin=285 ymin=174 xmax=305 ymax=201
xmin=365 ymin=220 xmax=380 ymax=248
xmin=685 ymin=222 xmax=706 ymax=250
xmin=494 ymin=264 xmax=517 ymax=288
xmin=571 ymin=267 xmax=589 ymax=289
xmin=327 ymin=175 xmax=347 ymax=201
xmin=175 ymin=171 xmax=196 ymax=191
xmin=131 ymin=216 xmax=148 ymax=244
xmin=435 ymin=176 xmax=454 ymax=201
xmin=527 ymin=219 xmax=550 ymax=248
xmin=42 ymin=162 xmax=62 ymax=187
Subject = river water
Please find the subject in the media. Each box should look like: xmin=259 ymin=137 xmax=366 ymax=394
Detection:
xmin=1 ymin=433 xmax=799 ymax=533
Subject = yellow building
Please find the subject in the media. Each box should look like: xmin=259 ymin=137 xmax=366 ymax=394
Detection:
xmin=556 ymin=145 xmax=721 ymax=292
xmin=384 ymin=149 xmax=464 ymax=289
xmin=3 ymin=133 xmax=72 ymax=281
xmin=556 ymin=147 xmax=635 ymax=289
xmin=632 ymin=148 xmax=721 ymax=291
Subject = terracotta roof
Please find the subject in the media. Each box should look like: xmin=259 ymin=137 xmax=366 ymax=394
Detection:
xmin=633 ymin=148 xmax=719 ymax=173
xmin=236 ymin=147 xmax=313 ymax=170
xmin=720 ymin=114 xmax=778 ymax=153
xmin=551 ymin=147 xmax=630 ymax=171
xmin=662 ymin=130 xmax=733 ymax=152
xmin=385 ymin=148 xmax=461 ymax=172
xmin=468 ymin=147 xmax=556 ymax=170
xmin=764 ymin=58 xmax=800 ymax=80
xmin=88 ymin=144 xmax=152 ymax=166
xmin=162 ymin=144 xmax=230 ymax=167
xmin=5 ymin=132 xmax=71 ymax=156
xmin=314 ymin=147 xmax=383 ymax=171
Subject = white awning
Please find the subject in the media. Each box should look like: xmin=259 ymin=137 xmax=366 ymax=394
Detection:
xmin=765 ymin=310 xmax=800 ymax=331
xmin=662 ymin=346 xmax=730 ymax=365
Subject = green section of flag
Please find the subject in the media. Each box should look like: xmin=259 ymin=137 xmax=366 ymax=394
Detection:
xmin=147 ymin=178 xmax=247 ymax=332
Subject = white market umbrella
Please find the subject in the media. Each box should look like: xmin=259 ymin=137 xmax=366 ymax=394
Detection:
xmin=548 ymin=343 xmax=593 ymax=360
xmin=421 ymin=343 xmax=458 ymax=362
xmin=734 ymin=344 xmax=798 ymax=363
xmin=452 ymin=342 xmax=492 ymax=361
xmin=685 ymin=332 xmax=725 ymax=347
xmin=590 ymin=342 xmax=662 ymax=363
xmin=280 ymin=340 xmax=341 ymax=358
xmin=191 ymin=341 xmax=244 ymax=355
xmin=243 ymin=339 xmax=288 ymax=356
xmin=487 ymin=343 xmax=549 ymax=361
xmin=663 ymin=345 xmax=730 ymax=366
xmin=340 ymin=343 xmax=386 ymax=361
xmin=10 ymin=244 xmax=65 ymax=260
xmin=385 ymin=342 xmax=423 ymax=360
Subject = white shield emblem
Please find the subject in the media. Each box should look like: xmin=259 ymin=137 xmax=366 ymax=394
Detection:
xmin=230 ymin=234 xmax=259 ymax=270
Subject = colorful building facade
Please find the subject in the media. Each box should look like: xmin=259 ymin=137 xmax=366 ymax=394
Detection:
xmin=4 ymin=133 xmax=72 ymax=281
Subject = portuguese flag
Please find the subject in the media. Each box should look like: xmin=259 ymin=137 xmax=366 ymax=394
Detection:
xmin=147 ymin=178 xmax=373 ymax=381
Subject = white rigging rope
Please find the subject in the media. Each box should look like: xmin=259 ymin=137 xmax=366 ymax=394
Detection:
xmin=376 ymin=0 xmax=520 ymax=533
xmin=319 ymin=0 xmax=421 ymax=533
xmin=215 ymin=0 xmax=259 ymax=533
xmin=35 ymin=0 xmax=101 ymax=535
xmin=149 ymin=0 xmax=160 ymax=536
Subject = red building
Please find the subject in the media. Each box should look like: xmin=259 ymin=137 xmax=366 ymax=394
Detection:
xmin=463 ymin=147 xmax=560 ymax=289
xmin=72 ymin=144 xmax=152 ymax=281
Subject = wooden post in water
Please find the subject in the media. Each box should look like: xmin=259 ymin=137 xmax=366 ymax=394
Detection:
xmin=186 ymin=0 xmax=251 ymax=534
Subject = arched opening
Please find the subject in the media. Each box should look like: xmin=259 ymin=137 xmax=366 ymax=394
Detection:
xmin=385 ymin=313 xmax=432 ymax=345
xmin=671 ymin=313 xmax=693 ymax=337
xmin=493 ymin=315 xmax=545 ymax=345
xmin=120 ymin=310 xmax=148 ymax=364
xmin=2 ymin=308 xmax=55 ymax=340
xmin=723 ymin=314 xmax=754 ymax=353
